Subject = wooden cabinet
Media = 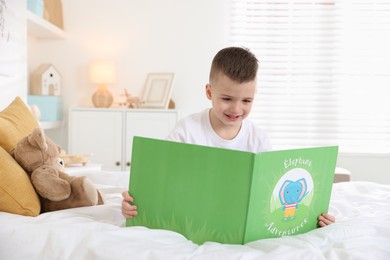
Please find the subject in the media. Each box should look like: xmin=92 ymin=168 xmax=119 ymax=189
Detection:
xmin=68 ymin=107 xmax=178 ymax=171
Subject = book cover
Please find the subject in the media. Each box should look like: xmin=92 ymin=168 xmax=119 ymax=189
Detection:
xmin=126 ymin=136 xmax=338 ymax=244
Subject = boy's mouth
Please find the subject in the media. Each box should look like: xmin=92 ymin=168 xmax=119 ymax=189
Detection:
xmin=225 ymin=114 xmax=241 ymax=121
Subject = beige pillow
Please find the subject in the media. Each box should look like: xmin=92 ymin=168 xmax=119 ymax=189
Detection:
xmin=0 ymin=146 xmax=40 ymax=216
xmin=0 ymin=96 xmax=39 ymax=153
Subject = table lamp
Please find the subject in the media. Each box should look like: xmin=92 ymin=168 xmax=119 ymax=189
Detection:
xmin=89 ymin=61 xmax=116 ymax=108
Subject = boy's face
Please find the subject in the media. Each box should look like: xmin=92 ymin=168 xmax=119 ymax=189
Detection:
xmin=206 ymin=73 xmax=256 ymax=134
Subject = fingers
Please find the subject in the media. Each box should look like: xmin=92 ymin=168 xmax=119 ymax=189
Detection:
xmin=122 ymin=191 xmax=134 ymax=202
xmin=121 ymin=200 xmax=138 ymax=218
xmin=121 ymin=191 xmax=137 ymax=218
xmin=318 ymin=213 xmax=336 ymax=227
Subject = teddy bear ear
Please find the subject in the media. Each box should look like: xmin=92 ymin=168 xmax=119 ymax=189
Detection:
xmin=57 ymin=145 xmax=62 ymax=154
xmin=28 ymin=128 xmax=48 ymax=151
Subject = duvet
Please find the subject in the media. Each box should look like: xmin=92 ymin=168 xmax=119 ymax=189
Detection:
xmin=1 ymin=169 xmax=389 ymax=260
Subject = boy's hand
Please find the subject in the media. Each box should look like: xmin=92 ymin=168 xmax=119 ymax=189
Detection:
xmin=121 ymin=191 xmax=138 ymax=218
xmin=318 ymin=213 xmax=335 ymax=227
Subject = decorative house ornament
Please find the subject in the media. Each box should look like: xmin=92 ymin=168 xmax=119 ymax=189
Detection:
xmin=30 ymin=64 xmax=61 ymax=96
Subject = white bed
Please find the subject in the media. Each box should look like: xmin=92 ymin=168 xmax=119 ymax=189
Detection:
xmin=1 ymin=169 xmax=389 ymax=260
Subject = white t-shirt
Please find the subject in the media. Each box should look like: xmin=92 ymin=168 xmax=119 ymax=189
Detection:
xmin=166 ymin=109 xmax=272 ymax=153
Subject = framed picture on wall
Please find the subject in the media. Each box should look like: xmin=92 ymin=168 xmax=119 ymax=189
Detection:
xmin=141 ymin=73 xmax=175 ymax=109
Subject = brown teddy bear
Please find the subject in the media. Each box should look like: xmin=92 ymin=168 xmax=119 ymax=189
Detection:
xmin=11 ymin=127 xmax=104 ymax=213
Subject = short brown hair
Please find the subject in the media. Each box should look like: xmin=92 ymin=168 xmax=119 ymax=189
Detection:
xmin=209 ymin=47 xmax=258 ymax=83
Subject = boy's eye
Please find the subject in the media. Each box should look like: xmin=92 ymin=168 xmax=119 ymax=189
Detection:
xmin=243 ymin=99 xmax=252 ymax=103
xmin=222 ymin=97 xmax=231 ymax=101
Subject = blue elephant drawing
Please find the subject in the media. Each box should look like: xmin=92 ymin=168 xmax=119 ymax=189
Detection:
xmin=279 ymin=178 xmax=308 ymax=220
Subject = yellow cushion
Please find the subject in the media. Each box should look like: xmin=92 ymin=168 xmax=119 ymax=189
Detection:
xmin=0 ymin=97 xmax=39 ymax=153
xmin=0 ymin=146 xmax=40 ymax=216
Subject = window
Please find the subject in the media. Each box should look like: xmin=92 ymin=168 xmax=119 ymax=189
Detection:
xmin=230 ymin=0 xmax=390 ymax=154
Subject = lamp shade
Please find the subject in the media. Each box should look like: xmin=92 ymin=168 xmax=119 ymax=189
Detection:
xmin=89 ymin=61 xmax=116 ymax=108
xmin=89 ymin=61 xmax=116 ymax=84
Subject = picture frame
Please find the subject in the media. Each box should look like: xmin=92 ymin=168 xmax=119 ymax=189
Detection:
xmin=141 ymin=73 xmax=175 ymax=109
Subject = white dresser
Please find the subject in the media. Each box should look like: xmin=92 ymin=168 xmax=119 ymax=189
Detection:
xmin=68 ymin=107 xmax=178 ymax=171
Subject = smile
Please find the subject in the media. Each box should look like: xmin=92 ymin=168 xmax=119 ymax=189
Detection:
xmin=225 ymin=114 xmax=241 ymax=121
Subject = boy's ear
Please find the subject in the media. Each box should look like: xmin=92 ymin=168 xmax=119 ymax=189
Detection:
xmin=205 ymin=84 xmax=212 ymax=100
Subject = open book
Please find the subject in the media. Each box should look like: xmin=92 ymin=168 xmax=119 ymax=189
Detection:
xmin=126 ymin=137 xmax=338 ymax=244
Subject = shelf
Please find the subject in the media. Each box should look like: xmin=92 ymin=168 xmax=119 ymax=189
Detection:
xmin=39 ymin=120 xmax=64 ymax=130
xmin=27 ymin=10 xmax=66 ymax=39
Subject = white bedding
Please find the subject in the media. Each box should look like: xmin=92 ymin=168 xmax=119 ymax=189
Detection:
xmin=1 ymin=170 xmax=389 ymax=260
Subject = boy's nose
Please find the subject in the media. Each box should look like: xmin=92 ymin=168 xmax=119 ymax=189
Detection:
xmin=230 ymin=102 xmax=241 ymax=113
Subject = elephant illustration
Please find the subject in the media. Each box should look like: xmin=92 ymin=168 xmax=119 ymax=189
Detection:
xmin=279 ymin=178 xmax=308 ymax=220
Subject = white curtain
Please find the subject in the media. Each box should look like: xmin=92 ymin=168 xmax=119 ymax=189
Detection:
xmin=230 ymin=0 xmax=390 ymax=154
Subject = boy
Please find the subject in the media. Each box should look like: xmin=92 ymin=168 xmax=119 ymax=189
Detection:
xmin=122 ymin=47 xmax=335 ymax=227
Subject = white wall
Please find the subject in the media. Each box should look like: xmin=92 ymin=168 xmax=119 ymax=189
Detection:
xmin=0 ymin=0 xmax=27 ymax=109
xmin=28 ymin=0 xmax=230 ymax=149
xmin=29 ymin=0 xmax=229 ymax=114
xmin=337 ymin=154 xmax=390 ymax=184
xmin=27 ymin=0 xmax=390 ymax=184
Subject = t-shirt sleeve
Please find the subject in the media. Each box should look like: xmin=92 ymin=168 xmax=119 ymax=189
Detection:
xmin=165 ymin=120 xmax=186 ymax=142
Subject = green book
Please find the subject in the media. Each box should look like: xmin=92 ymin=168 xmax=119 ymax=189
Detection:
xmin=126 ymin=137 xmax=338 ymax=245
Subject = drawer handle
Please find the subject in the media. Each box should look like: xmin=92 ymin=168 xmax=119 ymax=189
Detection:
xmin=116 ymin=161 xmax=120 ymax=166
xmin=126 ymin=162 xmax=131 ymax=167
